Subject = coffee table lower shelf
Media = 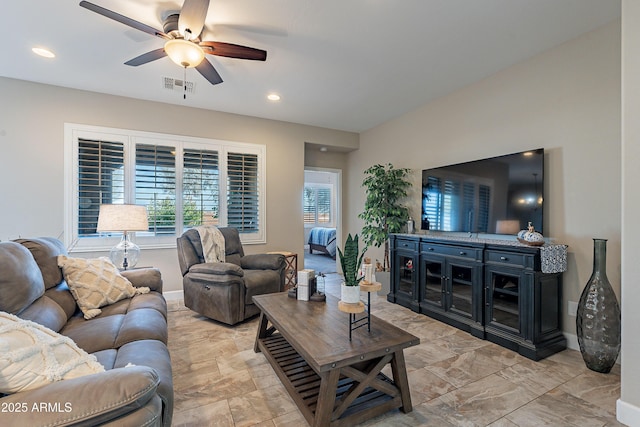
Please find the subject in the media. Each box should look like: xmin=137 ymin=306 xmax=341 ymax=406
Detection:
xmin=257 ymin=333 xmax=403 ymax=427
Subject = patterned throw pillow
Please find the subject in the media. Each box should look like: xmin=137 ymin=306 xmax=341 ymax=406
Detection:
xmin=57 ymin=256 xmax=150 ymax=319
xmin=0 ymin=311 xmax=105 ymax=394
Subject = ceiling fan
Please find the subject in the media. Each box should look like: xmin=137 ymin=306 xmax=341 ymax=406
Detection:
xmin=79 ymin=0 xmax=267 ymax=86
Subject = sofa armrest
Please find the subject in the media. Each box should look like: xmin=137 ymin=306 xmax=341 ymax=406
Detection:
xmin=0 ymin=366 xmax=159 ymax=427
xmin=189 ymin=262 xmax=244 ymax=277
xmin=121 ymin=268 xmax=163 ymax=293
xmin=241 ymin=254 xmax=285 ymax=271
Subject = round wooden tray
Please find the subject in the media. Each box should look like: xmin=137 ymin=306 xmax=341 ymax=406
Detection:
xmin=360 ymin=281 xmax=382 ymax=292
xmin=338 ymin=300 xmax=365 ymax=313
xmin=517 ymin=238 xmax=545 ymax=246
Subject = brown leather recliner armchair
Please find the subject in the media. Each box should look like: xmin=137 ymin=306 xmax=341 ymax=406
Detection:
xmin=176 ymin=227 xmax=286 ymax=325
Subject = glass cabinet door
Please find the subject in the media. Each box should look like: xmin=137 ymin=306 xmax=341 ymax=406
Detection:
xmin=421 ymin=258 xmax=444 ymax=308
xmin=397 ymin=253 xmax=415 ymax=297
xmin=487 ymin=269 xmax=520 ymax=333
xmin=449 ymin=264 xmax=474 ymax=318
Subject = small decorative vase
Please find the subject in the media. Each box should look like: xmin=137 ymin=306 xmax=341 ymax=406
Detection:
xmin=341 ymin=283 xmax=361 ymax=304
xmin=576 ymin=238 xmax=621 ymax=373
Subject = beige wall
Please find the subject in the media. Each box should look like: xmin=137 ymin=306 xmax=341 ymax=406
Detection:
xmin=346 ymin=20 xmax=621 ymax=343
xmin=0 ymin=77 xmax=358 ymax=292
xmin=621 ymin=0 xmax=640 ymax=420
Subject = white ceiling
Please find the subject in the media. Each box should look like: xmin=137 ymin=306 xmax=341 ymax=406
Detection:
xmin=1 ymin=1 xmax=620 ymax=133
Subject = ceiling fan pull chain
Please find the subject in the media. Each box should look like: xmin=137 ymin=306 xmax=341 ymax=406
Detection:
xmin=183 ymin=66 xmax=187 ymax=100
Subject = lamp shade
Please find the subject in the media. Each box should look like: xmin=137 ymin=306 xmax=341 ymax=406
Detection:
xmin=96 ymin=204 xmax=149 ymax=232
xmin=164 ymin=39 xmax=205 ymax=68
xmin=496 ymin=219 xmax=520 ymax=235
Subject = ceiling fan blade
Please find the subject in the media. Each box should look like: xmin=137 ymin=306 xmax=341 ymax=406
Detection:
xmin=179 ymin=0 xmax=210 ymax=39
xmin=79 ymin=1 xmax=169 ymax=40
xmin=196 ymin=59 xmax=223 ymax=85
xmin=124 ymin=48 xmax=167 ymax=66
xmin=199 ymin=41 xmax=267 ymax=61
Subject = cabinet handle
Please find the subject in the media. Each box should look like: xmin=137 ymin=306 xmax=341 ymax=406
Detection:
xmin=459 ymin=251 xmax=466 ymax=256
xmin=428 ymin=247 xmax=434 ymax=251
xmin=485 ymin=287 xmax=489 ymax=306
xmin=500 ymin=256 xmax=508 ymax=261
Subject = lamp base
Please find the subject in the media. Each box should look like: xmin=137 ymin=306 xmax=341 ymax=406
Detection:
xmin=110 ymin=234 xmax=140 ymax=270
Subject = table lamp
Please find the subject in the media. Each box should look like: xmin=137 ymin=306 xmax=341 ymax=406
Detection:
xmin=96 ymin=204 xmax=149 ymax=270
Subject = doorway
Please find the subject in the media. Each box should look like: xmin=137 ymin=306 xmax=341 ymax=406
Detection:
xmin=303 ymin=168 xmax=341 ymax=274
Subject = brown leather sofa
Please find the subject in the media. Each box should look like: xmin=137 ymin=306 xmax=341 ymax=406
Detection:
xmin=0 ymin=237 xmax=173 ymax=427
xmin=177 ymin=227 xmax=286 ymax=325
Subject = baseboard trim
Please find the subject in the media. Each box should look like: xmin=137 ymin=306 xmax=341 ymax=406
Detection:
xmin=163 ymin=290 xmax=184 ymax=301
xmin=563 ymin=332 xmax=621 ymax=366
xmin=617 ymin=399 xmax=639 ymax=426
xmin=564 ymin=332 xmax=579 ymax=351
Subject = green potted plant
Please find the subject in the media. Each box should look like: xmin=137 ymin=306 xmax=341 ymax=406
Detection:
xmin=358 ymin=163 xmax=412 ymax=276
xmin=337 ymin=233 xmax=365 ymax=303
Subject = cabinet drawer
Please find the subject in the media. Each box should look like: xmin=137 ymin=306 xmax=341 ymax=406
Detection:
xmin=485 ymin=250 xmax=536 ymax=269
xmin=395 ymin=239 xmax=418 ymax=251
xmin=420 ymin=242 xmax=482 ymax=261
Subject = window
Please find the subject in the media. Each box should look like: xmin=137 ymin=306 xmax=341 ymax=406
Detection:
xmin=136 ymin=144 xmax=177 ymax=236
xmin=183 ymin=148 xmax=219 ymax=228
xmin=227 ymin=152 xmax=260 ymax=232
xmin=303 ymin=185 xmax=333 ymax=227
xmin=65 ymin=124 xmax=265 ymax=251
xmin=77 ymin=139 xmax=124 ymax=236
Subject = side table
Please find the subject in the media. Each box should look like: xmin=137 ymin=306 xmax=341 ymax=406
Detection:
xmin=267 ymin=251 xmax=297 ymax=290
xmin=338 ymin=281 xmax=382 ymax=340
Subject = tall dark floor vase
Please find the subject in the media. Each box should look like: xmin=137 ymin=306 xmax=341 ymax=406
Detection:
xmin=576 ymin=238 xmax=621 ymax=373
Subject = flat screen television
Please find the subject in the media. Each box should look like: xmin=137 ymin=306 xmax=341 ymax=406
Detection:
xmin=421 ymin=148 xmax=544 ymax=235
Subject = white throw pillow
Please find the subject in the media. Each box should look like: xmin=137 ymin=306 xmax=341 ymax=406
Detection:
xmin=57 ymin=255 xmax=150 ymax=319
xmin=0 ymin=311 xmax=105 ymax=394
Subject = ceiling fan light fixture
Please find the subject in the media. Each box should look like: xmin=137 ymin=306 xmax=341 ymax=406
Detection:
xmin=164 ymin=39 xmax=205 ymax=68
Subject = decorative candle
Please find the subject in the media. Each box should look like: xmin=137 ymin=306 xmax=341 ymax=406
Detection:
xmin=363 ymin=257 xmax=373 ymax=283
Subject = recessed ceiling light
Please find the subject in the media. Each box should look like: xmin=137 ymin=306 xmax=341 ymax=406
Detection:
xmin=267 ymin=93 xmax=281 ymax=101
xmin=32 ymin=47 xmax=55 ymax=58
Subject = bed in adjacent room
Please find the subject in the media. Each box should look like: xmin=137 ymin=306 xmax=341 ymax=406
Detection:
xmin=307 ymin=227 xmax=336 ymax=258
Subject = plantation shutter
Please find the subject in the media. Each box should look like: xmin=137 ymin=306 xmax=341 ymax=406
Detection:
xmin=135 ymin=144 xmax=176 ymax=236
xmin=227 ymin=152 xmax=259 ymax=233
xmin=316 ymin=188 xmax=331 ymax=224
xmin=443 ymin=179 xmax=460 ymax=231
xmin=477 ymin=184 xmax=491 ymax=233
xmin=77 ymin=139 xmax=125 ymax=237
xmin=423 ymin=176 xmax=442 ymax=230
xmin=303 ymin=186 xmax=332 ymax=226
xmin=67 ymin=124 xmax=267 ymax=249
xmin=183 ymin=148 xmax=219 ymax=227
xmin=303 ymin=187 xmax=316 ymax=224
xmin=463 ymin=182 xmax=475 ymax=232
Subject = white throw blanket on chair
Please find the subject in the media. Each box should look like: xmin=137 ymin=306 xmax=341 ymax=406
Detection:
xmin=195 ymin=226 xmax=226 ymax=263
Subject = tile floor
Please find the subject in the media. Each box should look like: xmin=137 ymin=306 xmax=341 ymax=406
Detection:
xmin=167 ymin=273 xmax=623 ymax=427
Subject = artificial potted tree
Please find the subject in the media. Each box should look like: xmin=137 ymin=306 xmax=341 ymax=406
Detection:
xmin=337 ymin=233 xmax=365 ymax=303
xmin=358 ymin=163 xmax=412 ymax=287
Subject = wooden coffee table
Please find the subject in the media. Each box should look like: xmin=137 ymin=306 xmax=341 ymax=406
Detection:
xmin=253 ymin=292 xmax=419 ymax=427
